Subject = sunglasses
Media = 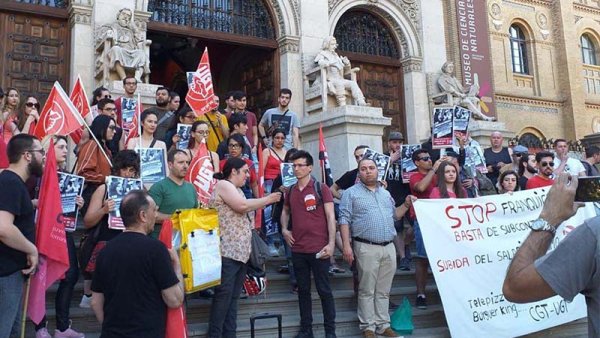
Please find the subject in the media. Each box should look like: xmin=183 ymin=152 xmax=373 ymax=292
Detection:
xmin=103 ymin=94 xmax=112 ymax=99
xmin=417 ymin=156 xmax=431 ymax=161
xmin=26 ymin=102 xmax=40 ymax=109
xmin=107 ymin=125 xmax=117 ymax=130
xmin=540 ymin=161 xmax=555 ymax=167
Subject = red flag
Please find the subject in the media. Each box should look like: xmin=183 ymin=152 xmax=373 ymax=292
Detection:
xmin=158 ymin=219 xmax=188 ymax=338
xmin=124 ymin=94 xmax=143 ymax=149
xmin=186 ymin=48 xmax=218 ymax=117
xmin=0 ymin=135 xmax=8 ymax=169
xmin=319 ymin=124 xmax=334 ymax=187
xmin=28 ymin=139 xmax=69 ymax=324
xmin=185 ymin=139 xmax=215 ymax=205
xmin=255 ymin=142 xmax=265 ymax=229
xmin=68 ymin=75 xmax=92 ymax=144
xmin=33 ymin=82 xmax=84 ymax=140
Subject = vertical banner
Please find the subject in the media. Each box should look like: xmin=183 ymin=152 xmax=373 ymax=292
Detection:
xmin=413 ymin=188 xmax=592 ymax=337
xmin=455 ymin=0 xmax=496 ymax=118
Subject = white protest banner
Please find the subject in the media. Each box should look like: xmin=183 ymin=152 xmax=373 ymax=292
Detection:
xmin=413 ymin=188 xmax=594 ymax=338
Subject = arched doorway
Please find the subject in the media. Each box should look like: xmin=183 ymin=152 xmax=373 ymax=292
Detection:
xmin=146 ymin=0 xmax=278 ymax=115
xmin=333 ymin=9 xmax=405 ymax=137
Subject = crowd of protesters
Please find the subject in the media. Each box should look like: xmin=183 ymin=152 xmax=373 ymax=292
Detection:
xmin=0 ymin=80 xmax=599 ymax=338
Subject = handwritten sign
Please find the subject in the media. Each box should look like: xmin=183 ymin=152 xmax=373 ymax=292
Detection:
xmin=414 ymin=188 xmax=592 ymax=338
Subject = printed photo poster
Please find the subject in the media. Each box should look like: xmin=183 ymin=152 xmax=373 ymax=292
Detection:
xmin=58 ymin=173 xmax=85 ymax=232
xmin=432 ymin=107 xmax=454 ymax=149
xmin=137 ymin=148 xmax=167 ymax=184
xmin=362 ymin=148 xmax=390 ymax=182
xmin=413 ymin=189 xmax=592 ymax=338
xmin=400 ymin=144 xmax=421 ymax=183
xmin=464 ymin=144 xmax=488 ymax=174
xmin=453 ymin=106 xmax=471 ymax=144
xmin=106 ymin=176 xmax=143 ymax=230
xmin=121 ymin=97 xmax=137 ymax=132
xmin=280 ymin=162 xmax=297 ymax=187
xmin=177 ymin=124 xmax=192 ymax=150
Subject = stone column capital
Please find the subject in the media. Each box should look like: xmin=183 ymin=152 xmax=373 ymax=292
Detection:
xmin=401 ymin=57 xmax=422 ymax=73
xmin=278 ymin=35 xmax=301 ymax=55
xmin=68 ymin=2 xmax=93 ymax=27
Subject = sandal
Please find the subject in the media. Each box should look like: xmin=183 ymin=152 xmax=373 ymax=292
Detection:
xmin=329 ymin=266 xmax=346 ymax=274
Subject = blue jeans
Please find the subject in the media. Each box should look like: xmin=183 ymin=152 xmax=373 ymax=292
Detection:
xmin=208 ymin=257 xmax=247 ymax=338
xmin=35 ymin=233 xmax=79 ymax=331
xmin=0 ymin=270 xmax=25 ymax=338
xmin=413 ymin=220 xmax=427 ymax=258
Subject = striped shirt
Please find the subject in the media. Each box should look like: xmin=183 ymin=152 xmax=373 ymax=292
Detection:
xmin=338 ymin=182 xmax=397 ymax=243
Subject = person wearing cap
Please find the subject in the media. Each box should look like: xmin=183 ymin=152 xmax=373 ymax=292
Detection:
xmin=384 ymin=131 xmax=412 ymax=271
xmin=500 ymin=145 xmax=529 ymax=174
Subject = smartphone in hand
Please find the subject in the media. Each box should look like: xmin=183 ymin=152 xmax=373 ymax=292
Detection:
xmin=575 ymin=176 xmax=600 ymax=202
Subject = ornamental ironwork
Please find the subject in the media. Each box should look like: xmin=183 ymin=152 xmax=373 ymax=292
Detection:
xmin=148 ymin=0 xmax=275 ymax=39
xmin=9 ymin=0 xmax=67 ymax=7
xmin=333 ymin=10 xmax=400 ymax=58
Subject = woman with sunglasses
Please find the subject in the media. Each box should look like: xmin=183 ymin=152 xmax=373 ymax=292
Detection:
xmin=33 ymin=135 xmax=86 ymax=338
xmin=17 ymin=96 xmax=41 ymax=134
xmin=165 ymin=105 xmax=196 ymax=150
xmin=220 ymin=133 xmax=258 ymax=198
xmin=208 ymin=157 xmax=281 ymax=337
xmin=2 ymin=88 xmax=21 ymax=143
xmin=76 ymin=115 xmax=116 ymax=185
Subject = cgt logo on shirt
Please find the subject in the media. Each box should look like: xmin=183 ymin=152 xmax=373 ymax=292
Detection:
xmin=304 ymin=194 xmax=317 ymax=211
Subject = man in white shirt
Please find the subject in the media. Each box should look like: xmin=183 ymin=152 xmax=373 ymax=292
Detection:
xmin=553 ymin=139 xmax=586 ymax=177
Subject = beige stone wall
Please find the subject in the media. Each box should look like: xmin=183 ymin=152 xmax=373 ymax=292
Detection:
xmin=445 ymin=0 xmax=600 ymax=141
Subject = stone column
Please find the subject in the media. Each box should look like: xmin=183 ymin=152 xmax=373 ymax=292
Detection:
xmin=402 ymin=57 xmax=430 ymax=143
xmin=68 ymin=1 xmax=94 ymax=93
xmin=278 ymin=36 xmax=303 ymax=116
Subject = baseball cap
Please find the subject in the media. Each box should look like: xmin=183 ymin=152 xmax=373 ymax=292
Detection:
xmin=513 ymin=145 xmax=528 ymax=154
xmin=388 ymin=131 xmax=404 ymax=141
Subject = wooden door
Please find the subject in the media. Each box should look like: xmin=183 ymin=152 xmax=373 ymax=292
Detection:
xmin=238 ymin=51 xmax=277 ymax=118
xmin=351 ymin=60 xmax=405 ymax=136
xmin=0 ymin=11 xmax=70 ymax=101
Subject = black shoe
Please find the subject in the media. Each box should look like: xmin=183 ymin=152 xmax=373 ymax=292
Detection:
xmin=416 ymin=295 xmax=427 ymax=309
xmin=294 ymin=328 xmax=314 ymax=338
xmin=198 ymin=289 xmax=214 ymax=298
xmin=389 ymin=301 xmax=399 ymax=310
xmin=398 ymin=257 xmax=410 ymax=271
xmin=325 ymin=333 xmax=337 ymax=338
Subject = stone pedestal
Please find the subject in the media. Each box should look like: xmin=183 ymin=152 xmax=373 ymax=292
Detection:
xmin=581 ymin=133 xmax=600 ymax=148
xmin=467 ymin=120 xmax=514 ymax=148
xmin=109 ymin=80 xmax=160 ymax=106
xmin=299 ymin=106 xmax=391 ymax=181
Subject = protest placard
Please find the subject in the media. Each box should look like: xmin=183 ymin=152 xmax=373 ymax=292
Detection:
xmin=57 ymin=173 xmax=84 ymax=232
xmin=177 ymin=124 xmax=192 ymax=149
xmin=362 ymin=148 xmax=390 ymax=181
xmin=106 ymin=176 xmax=143 ymax=230
xmin=121 ymin=97 xmax=137 ymax=132
xmin=400 ymin=144 xmax=421 ymax=183
xmin=280 ymin=162 xmax=297 ymax=187
xmin=432 ymin=107 xmax=454 ymax=149
xmin=413 ymin=188 xmax=592 ymax=338
xmin=453 ymin=106 xmax=471 ymax=145
xmin=137 ymin=148 xmax=167 ymax=184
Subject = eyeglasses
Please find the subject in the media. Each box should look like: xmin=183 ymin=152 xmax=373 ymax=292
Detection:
xmin=292 ymin=163 xmax=309 ymax=168
xmin=228 ymin=144 xmax=241 ymax=149
xmin=540 ymin=161 xmax=555 ymax=167
xmin=125 ymin=82 xmax=137 ymax=86
xmin=26 ymin=149 xmax=45 ymax=156
xmin=107 ymin=125 xmax=117 ymax=130
xmin=417 ymin=156 xmax=431 ymax=161
xmin=25 ymin=102 xmax=40 ymax=109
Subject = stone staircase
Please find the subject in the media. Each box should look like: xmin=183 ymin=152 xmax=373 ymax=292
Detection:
xmin=28 ymin=245 xmax=589 ymax=338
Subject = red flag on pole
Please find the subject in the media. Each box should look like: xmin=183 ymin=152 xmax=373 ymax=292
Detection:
xmin=185 ymin=139 xmax=215 ymax=205
xmin=158 ymin=219 xmax=189 ymax=338
xmin=124 ymin=94 xmax=143 ymax=149
xmin=319 ymin=124 xmax=334 ymax=187
xmin=27 ymin=139 xmax=70 ymax=324
xmin=255 ymin=142 xmax=265 ymax=229
xmin=68 ymin=75 xmax=92 ymax=144
xmin=186 ymin=47 xmax=217 ymax=117
xmin=33 ymin=82 xmax=84 ymax=140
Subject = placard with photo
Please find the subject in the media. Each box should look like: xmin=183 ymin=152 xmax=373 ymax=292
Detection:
xmin=453 ymin=106 xmax=471 ymax=145
xmin=400 ymin=144 xmax=421 ymax=183
xmin=362 ymin=148 xmax=390 ymax=182
xmin=58 ymin=173 xmax=85 ymax=232
xmin=432 ymin=107 xmax=454 ymax=149
xmin=106 ymin=176 xmax=143 ymax=230
xmin=280 ymin=162 xmax=297 ymax=187
xmin=121 ymin=97 xmax=137 ymax=132
xmin=137 ymin=148 xmax=167 ymax=184
xmin=177 ymin=124 xmax=192 ymax=150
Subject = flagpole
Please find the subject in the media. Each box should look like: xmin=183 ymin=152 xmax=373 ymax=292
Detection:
xmin=138 ymin=93 xmax=142 ymax=150
xmin=20 ymin=277 xmax=31 ymax=338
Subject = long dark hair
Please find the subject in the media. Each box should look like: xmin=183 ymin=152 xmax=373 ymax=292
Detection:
xmin=187 ymin=120 xmax=209 ymax=149
xmin=18 ymin=95 xmax=40 ymax=131
xmin=90 ymin=115 xmax=114 ymax=145
xmin=214 ymin=157 xmax=247 ymax=180
xmin=518 ymin=153 xmax=531 ymax=177
xmin=499 ymin=170 xmax=520 ymax=192
xmin=140 ymin=110 xmax=158 ymax=134
xmin=435 ymin=161 xmax=465 ymax=198
xmin=91 ymin=86 xmax=109 ymax=105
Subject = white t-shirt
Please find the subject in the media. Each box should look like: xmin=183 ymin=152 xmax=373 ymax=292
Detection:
xmin=553 ymin=156 xmax=586 ymax=176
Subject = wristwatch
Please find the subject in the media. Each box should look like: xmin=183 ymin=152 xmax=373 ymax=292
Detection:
xmin=529 ymin=217 xmax=556 ymax=235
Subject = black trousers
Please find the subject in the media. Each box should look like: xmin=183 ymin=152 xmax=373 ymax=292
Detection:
xmin=292 ymin=252 xmax=336 ymax=335
xmin=208 ymin=257 xmax=247 ymax=338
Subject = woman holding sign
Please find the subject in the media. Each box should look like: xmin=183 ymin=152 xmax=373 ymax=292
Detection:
xmin=261 ymin=129 xmax=287 ymax=255
xmin=430 ymin=161 xmax=467 ymax=199
xmin=208 ymin=157 xmax=282 ymax=337
xmin=33 ymin=135 xmax=86 ymax=338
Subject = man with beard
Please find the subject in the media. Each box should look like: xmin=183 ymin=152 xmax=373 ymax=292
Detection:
xmin=143 ymin=87 xmax=173 ymax=141
xmin=0 ymin=134 xmax=41 ymax=337
xmin=148 ymin=149 xmax=198 ymax=238
xmin=526 ymin=151 xmax=555 ymax=189
xmin=259 ymin=89 xmax=300 ymax=149
xmin=518 ymin=153 xmax=537 ymax=190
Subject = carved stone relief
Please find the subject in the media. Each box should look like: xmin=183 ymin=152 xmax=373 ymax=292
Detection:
xmin=488 ymin=1 xmax=503 ymax=31
xmin=536 ymin=13 xmax=549 ymax=40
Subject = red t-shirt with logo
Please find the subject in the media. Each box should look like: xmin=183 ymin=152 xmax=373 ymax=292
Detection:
xmin=525 ymin=175 xmax=553 ymax=189
xmin=408 ymin=171 xmax=437 ymax=219
xmin=284 ymin=178 xmax=334 ymax=254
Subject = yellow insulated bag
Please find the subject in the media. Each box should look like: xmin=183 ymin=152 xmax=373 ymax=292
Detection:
xmin=172 ymin=208 xmax=221 ymax=294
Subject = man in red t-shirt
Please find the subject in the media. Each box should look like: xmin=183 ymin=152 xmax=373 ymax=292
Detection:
xmin=526 ymin=151 xmax=555 ymax=189
xmin=281 ymin=150 xmax=337 ymax=338
xmin=408 ymin=149 xmax=442 ymax=310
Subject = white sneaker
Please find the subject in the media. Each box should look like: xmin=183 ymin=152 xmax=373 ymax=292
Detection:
xmin=79 ymin=294 xmax=92 ymax=308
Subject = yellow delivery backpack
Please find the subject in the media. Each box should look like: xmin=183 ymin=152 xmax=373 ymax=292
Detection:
xmin=172 ymin=208 xmax=221 ymax=294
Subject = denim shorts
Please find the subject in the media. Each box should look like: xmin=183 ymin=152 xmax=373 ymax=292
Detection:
xmin=413 ymin=219 xmax=427 ymax=258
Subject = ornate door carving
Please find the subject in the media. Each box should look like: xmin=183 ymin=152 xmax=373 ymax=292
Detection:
xmin=0 ymin=11 xmax=70 ymax=100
